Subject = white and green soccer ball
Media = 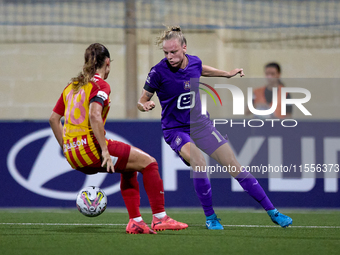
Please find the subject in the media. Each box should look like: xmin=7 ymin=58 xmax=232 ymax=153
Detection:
xmin=76 ymin=186 xmax=107 ymax=217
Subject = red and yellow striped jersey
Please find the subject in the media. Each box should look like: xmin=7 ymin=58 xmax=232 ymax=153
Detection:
xmin=53 ymin=74 xmax=111 ymax=169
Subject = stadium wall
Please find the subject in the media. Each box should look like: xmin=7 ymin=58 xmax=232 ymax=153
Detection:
xmin=1 ymin=30 xmax=340 ymax=120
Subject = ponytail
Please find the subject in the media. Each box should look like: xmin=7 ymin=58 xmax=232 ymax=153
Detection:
xmin=71 ymin=43 xmax=110 ymax=93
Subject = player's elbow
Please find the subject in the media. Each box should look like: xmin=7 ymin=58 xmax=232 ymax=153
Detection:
xmin=89 ymin=108 xmax=102 ymax=125
xmin=49 ymin=112 xmax=60 ymax=127
xmin=89 ymin=111 xmax=101 ymax=124
xmin=201 ymin=70 xmax=207 ymax=77
xmin=48 ymin=115 xmax=53 ymax=125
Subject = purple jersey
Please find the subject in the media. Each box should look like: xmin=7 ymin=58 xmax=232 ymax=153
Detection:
xmin=144 ymin=54 xmax=209 ymax=130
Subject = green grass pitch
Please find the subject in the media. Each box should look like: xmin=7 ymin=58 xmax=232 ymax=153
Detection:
xmin=1 ymin=208 xmax=339 ymax=255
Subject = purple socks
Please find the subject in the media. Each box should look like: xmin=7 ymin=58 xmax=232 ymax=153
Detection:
xmin=235 ymin=170 xmax=275 ymax=211
xmin=192 ymin=169 xmax=274 ymax=215
xmin=193 ymin=171 xmax=215 ymax=217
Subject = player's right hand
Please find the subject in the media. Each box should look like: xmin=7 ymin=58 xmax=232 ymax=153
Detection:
xmin=101 ymin=150 xmax=114 ymax=173
xmin=143 ymin=101 xmax=156 ymax=111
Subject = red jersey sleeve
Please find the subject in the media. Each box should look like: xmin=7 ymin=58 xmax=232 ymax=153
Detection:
xmin=53 ymin=93 xmax=65 ymax=116
xmin=89 ymin=79 xmax=111 ymax=107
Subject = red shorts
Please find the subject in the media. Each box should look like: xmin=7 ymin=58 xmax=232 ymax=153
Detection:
xmin=76 ymin=140 xmax=131 ymax=175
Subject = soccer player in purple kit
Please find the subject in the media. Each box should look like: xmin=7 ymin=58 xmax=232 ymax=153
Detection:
xmin=138 ymin=26 xmax=293 ymax=229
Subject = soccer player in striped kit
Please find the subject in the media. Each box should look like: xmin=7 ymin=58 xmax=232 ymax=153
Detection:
xmin=49 ymin=43 xmax=187 ymax=234
xmin=138 ymin=27 xmax=292 ymax=229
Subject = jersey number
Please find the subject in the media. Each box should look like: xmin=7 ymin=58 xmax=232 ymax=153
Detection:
xmin=212 ymin=131 xmax=222 ymax=143
xmin=65 ymin=89 xmax=86 ymax=125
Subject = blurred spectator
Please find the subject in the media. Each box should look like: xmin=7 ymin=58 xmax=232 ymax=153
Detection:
xmin=250 ymin=62 xmax=293 ymax=119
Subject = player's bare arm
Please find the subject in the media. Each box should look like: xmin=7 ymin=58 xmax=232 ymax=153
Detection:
xmin=201 ymin=65 xmax=245 ymax=78
xmin=137 ymin=89 xmax=156 ymax=112
xmin=89 ymin=102 xmax=114 ymax=173
xmin=49 ymin=111 xmax=64 ymax=149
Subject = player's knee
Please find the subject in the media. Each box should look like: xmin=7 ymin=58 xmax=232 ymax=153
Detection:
xmin=192 ymin=155 xmax=206 ymax=170
xmin=226 ymin=155 xmax=239 ymax=168
xmin=148 ymin=155 xmax=157 ymax=164
xmin=139 ymin=154 xmax=157 ymax=170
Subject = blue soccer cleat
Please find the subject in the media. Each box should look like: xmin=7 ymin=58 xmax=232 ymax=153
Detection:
xmin=206 ymin=213 xmax=224 ymax=230
xmin=267 ymin=209 xmax=293 ymax=228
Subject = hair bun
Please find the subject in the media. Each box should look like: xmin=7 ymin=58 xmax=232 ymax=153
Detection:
xmin=171 ymin=27 xmax=181 ymax=32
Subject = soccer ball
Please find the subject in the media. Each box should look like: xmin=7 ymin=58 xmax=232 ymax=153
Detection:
xmin=76 ymin=186 xmax=107 ymax=217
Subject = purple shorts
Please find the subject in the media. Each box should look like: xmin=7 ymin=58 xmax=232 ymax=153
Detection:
xmin=163 ymin=119 xmax=228 ymax=166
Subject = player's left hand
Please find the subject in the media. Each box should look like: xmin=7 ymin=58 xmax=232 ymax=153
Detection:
xmin=229 ymin=68 xmax=245 ymax=78
xmin=101 ymin=150 xmax=114 ymax=173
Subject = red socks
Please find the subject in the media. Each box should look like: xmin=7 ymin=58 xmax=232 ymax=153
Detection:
xmin=120 ymin=162 xmax=165 ymax=219
xmin=120 ymin=172 xmax=141 ymax=219
xmin=142 ymin=162 xmax=165 ymax=215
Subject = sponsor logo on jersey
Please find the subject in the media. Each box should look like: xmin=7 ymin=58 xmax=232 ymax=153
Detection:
xmin=177 ymin=91 xmax=195 ymax=109
xmin=63 ymin=138 xmax=87 ymax=152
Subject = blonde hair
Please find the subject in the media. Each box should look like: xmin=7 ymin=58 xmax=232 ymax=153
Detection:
xmin=71 ymin=43 xmax=110 ymax=93
xmin=156 ymin=26 xmax=187 ymax=47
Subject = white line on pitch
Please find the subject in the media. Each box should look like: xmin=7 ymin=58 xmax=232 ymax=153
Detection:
xmin=1 ymin=208 xmax=340 ymax=215
xmin=0 ymin=223 xmax=126 ymax=226
xmin=1 ymin=223 xmax=340 ymax=229
xmin=221 ymin=224 xmax=340 ymax=229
